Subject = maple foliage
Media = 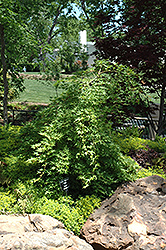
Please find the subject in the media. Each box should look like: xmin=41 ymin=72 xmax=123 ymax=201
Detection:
xmin=89 ymin=0 xmax=166 ymax=135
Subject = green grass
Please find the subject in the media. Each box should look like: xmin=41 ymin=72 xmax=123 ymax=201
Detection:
xmin=15 ymin=79 xmax=60 ymax=104
xmin=21 ymin=72 xmax=41 ymax=75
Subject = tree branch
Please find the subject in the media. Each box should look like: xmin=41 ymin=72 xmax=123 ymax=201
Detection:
xmin=80 ymin=0 xmax=96 ymax=33
xmin=47 ymin=6 xmax=64 ymax=44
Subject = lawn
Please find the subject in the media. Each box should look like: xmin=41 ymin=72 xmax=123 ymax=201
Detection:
xmin=15 ymin=79 xmax=60 ymax=104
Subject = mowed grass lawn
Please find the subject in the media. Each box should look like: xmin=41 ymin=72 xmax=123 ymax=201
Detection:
xmin=14 ymin=74 xmax=160 ymax=105
xmin=15 ymin=79 xmax=59 ymax=104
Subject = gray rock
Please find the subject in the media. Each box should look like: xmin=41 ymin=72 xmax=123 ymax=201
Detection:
xmin=0 ymin=214 xmax=94 ymax=250
xmin=80 ymin=175 xmax=166 ymax=250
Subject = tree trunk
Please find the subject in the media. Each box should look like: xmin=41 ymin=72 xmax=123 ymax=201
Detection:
xmin=39 ymin=46 xmax=46 ymax=72
xmin=158 ymin=76 xmax=166 ymax=136
xmin=0 ymin=24 xmax=8 ymax=124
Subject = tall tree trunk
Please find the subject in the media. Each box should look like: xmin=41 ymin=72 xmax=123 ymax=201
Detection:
xmin=39 ymin=46 xmax=46 ymax=72
xmin=0 ymin=24 xmax=8 ymax=124
xmin=158 ymin=73 xmax=166 ymax=136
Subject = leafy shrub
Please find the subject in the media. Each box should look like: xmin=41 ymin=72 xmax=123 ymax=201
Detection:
xmin=0 ymin=60 xmax=149 ymax=199
xmin=0 ymin=181 xmax=101 ymax=235
xmin=0 ymin=190 xmax=16 ymax=213
xmin=0 ymin=125 xmax=21 ymax=157
xmin=11 ymin=181 xmax=42 ymax=214
xmin=112 ymin=134 xmax=148 ymax=154
xmin=112 ymin=130 xmax=166 ymax=154
xmin=0 ymin=124 xmax=40 ymax=185
xmin=0 ymin=125 xmax=21 ymax=178
xmin=148 ymin=136 xmax=166 ymax=153
xmin=135 ymin=166 xmax=166 ymax=179
xmin=111 ymin=126 xmax=166 ymax=178
xmin=35 ymin=195 xmax=101 ymax=235
xmin=75 ymin=195 xmax=100 ymax=218
xmin=9 ymin=60 xmax=145 ymax=198
xmin=114 ymin=126 xmax=142 ymax=138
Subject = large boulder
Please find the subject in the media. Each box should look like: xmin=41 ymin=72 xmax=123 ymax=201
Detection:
xmin=0 ymin=214 xmax=94 ymax=250
xmin=81 ymin=175 xmax=166 ymax=250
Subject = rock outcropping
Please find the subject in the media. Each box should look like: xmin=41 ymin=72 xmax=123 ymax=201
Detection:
xmin=0 ymin=214 xmax=93 ymax=250
xmin=81 ymin=175 xmax=166 ymax=250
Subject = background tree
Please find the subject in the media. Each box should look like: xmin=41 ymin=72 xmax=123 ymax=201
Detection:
xmin=28 ymin=1 xmax=86 ymax=71
xmin=79 ymin=0 xmax=120 ymax=37
xmin=88 ymin=0 xmax=166 ymax=136
xmin=0 ymin=0 xmax=84 ymax=123
xmin=0 ymin=0 xmax=43 ymax=123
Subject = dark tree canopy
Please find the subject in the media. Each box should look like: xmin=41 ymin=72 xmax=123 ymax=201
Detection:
xmin=85 ymin=0 xmax=166 ymax=136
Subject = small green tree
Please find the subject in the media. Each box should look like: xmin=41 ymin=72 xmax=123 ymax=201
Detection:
xmin=11 ymin=59 xmax=146 ymax=198
xmin=59 ymin=41 xmax=88 ymax=73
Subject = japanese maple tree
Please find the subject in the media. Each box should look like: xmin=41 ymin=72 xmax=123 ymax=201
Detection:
xmin=88 ymin=0 xmax=166 ymax=136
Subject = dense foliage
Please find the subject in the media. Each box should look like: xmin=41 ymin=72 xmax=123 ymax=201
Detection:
xmin=1 ymin=0 xmax=166 ymax=236
xmin=112 ymin=129 xmax=166 ymax=177
xmin=0 ymin=60 xmax=166 ymax=235
xmin=0 ymin=123 xmax=166 ymax=234
xmin=88 ymin=0 xmax=166 ymax=136
xmin=1 ymin=60 xmax=147 ymax=198
xmin=0 ymin=0 xmax=43 ymax=123
xmin=0 ymin=183 xmax=101 ymax=235
xmin=0 ymin=0 xmax=86 ymax=123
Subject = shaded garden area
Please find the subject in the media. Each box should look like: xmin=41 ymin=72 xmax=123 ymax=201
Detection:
xmin=0 ymin=0 xmax=166 ymax=237
xmin=0 ymin=61 xmax=166 ymax=235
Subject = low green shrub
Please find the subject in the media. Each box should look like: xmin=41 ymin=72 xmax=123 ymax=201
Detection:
xmin=135 ymin=166 xmax=166 ymax=179
xmin=112 ymin=134 xmax=148 ymax=154
xmin=112 ymin=130 xmax=166 ymax=154
xmin=0 ymin=190 xmax=16 ymax=213
xmin=111 ymin=128 xmax=166 ymax=178
xmin=148 ymin=136 xmax=166 ymax=153
xmin=114 ymin=126 xmax=143 ymax=138
xmin=35 ymin=195 xmax=101 ymax=235
xmin=75 ymin=195 xmax=103 ymax=220
xmin=11 ymin=181 xmax=41 ymax=214
xmin=0 ymin=125 xmax=21 ymax=158
xmin=0 ymin=181 xmax=101 ymax=235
